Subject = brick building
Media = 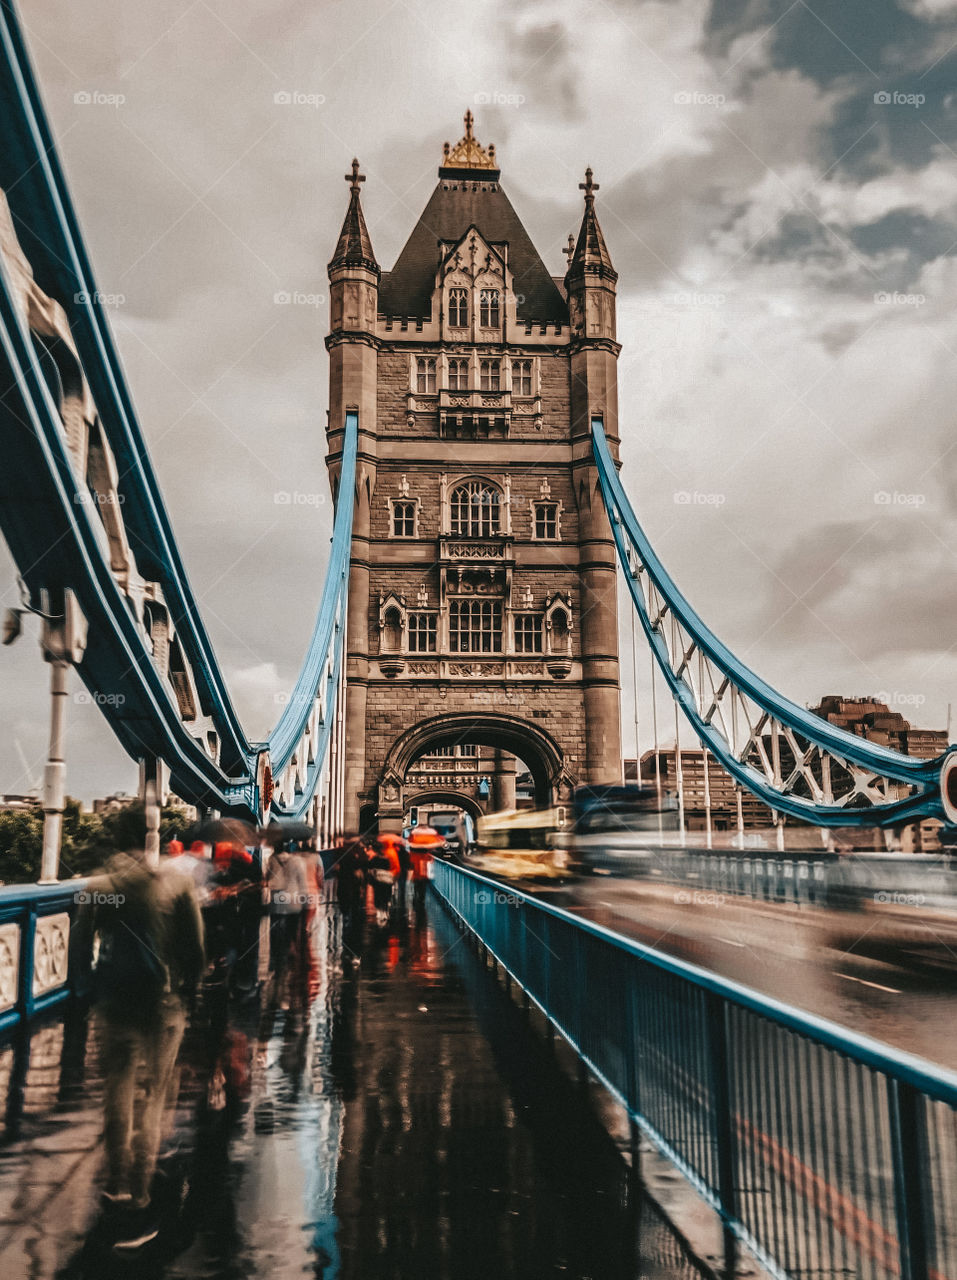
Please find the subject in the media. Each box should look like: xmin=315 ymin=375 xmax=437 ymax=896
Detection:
xmin=325 ymin=114 xmax=623 ymax=833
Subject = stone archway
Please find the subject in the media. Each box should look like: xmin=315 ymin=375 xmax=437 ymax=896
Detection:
xmin=376 ymin=711 xmax=573 ymax=831
xmin=404 ymin=789 xmax=484 ymax=822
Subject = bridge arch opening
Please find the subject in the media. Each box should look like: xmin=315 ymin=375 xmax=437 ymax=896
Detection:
xmin=377 ymin=711 xmax=570 ymax=833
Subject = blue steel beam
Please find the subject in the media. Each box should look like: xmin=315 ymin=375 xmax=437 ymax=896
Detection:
xmin=0 ymin=0 xmax=252 ymax=774
xmin=0 ymin=0 xmax=355 ymax=823
xmin=592 ymin=419 xmax=950 ymax=826
xmin=267 ymin=411 xmax=356 ymax=819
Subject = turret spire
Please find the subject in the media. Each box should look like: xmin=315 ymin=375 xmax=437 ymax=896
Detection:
xmin=566 ymin=166 xmax=616 ymax=281
xmin=329 ymin=157 xmax=379 ymax=275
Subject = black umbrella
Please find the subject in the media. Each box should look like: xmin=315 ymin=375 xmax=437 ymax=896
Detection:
xmin=186 ymin=816 xmax=257 ymax=848
xmin=259 ymin=820 xmax=315 ymax=846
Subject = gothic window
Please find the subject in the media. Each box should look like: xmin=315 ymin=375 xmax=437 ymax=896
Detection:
xmin=416 ymin=357 xmax=436 ymax=394
xmin=392 ymin=501 xmax=416 ymax=538
xmin=480 ymin=289 xmax=500 ymax=328
xmin=480 ymin=359 xmax=501 ymax=392
xmin=449 ymin=599 xmax=503 ymax=653
xmin=408 ymin=612 xmax=437 ymax=652
xmin=514 ymin=614 xmax=543 ymax=653
xmin=449 ymin=288 xmax=468 ymax=328
xmin=533 ymin=501 xmax=559 ymax=540
xmin=448 ymin=357 xmax=469 ymax=391
xmin=514 ymin=359 xmax=533 ymax=396
xmin=450 ymin=480 xmax=501 ymax=536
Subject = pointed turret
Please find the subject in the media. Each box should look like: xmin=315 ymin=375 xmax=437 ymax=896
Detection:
xmin=329 ymin=158 xmax=379 ymax=276
xmin=565 ymin=167 xmax=617 ymax=343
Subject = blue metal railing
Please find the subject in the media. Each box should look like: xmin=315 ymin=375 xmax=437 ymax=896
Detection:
xmin=0 ymin=881 xmax=85 ymax=1036
xmin=432 ymin=859 xmax=957 ymax=1280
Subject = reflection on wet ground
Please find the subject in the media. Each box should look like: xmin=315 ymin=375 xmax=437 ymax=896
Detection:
xmin=0 ymin=892 xmax=711 ymax=1280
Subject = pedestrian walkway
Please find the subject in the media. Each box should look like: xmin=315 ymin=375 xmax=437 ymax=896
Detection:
xmin=0 ymin=891 xmax=712 ymax=1279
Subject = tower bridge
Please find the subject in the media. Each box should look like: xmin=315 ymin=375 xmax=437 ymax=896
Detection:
xmin=328 ymin=116 xmax=622 ymax=834
xmin=1 ymin=4 xmax=957 ymax=1276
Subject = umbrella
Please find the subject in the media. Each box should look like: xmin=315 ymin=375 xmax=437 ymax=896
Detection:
xmin=259 ymin=820 xmax=315 ymax=845
xmin=408 ymin=825 xmax=443 ymax=847
xmin=187 ymin=816 xmax=256 ymax=848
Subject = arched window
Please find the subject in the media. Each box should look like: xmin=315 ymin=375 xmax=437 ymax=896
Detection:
xmin=449 ymin=288 xmax=468 ymax=328
xmin=392 ymin=501 xmax=416 ymax=537
xmin=450 ymin=480 xmax=501 ymax=537
xmin=448 ymin=357 xmax=469 ymax=391
xmin=480 ymin=289 xmax=500 ymax=327
xmin=449 ymin=599 xmax=503 ymax=653
xmin=416 ymin=357 xmax=436 ymax=394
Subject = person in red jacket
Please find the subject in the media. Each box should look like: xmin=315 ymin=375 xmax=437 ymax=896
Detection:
xmin=367 ymin=834 xmax=401 ymax=927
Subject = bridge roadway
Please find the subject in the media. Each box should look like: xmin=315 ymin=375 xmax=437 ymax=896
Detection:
xmin=538 ymin=876 xmax=957 ymax=1070
xmin=0 ymin=890 xmax=710 ymax=1280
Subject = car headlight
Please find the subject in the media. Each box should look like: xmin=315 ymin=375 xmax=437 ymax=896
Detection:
xmin=444 ymin=840 xmax=451 ymax=850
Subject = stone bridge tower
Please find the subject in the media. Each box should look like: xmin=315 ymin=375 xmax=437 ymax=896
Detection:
xmin=326 ymin=114 xmax=622 ymax=834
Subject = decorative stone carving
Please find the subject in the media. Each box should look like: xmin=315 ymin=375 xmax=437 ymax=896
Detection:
xmin=33 ymin=912 xmax=69 ymax=997
xmin=0 ymin=924 xmax=19 ymax=1011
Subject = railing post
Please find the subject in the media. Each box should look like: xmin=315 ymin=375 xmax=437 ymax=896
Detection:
xmin=889 ymin=1078 xmax=930 ymax=1280
xmin=705 ymin=990 xmax=738 ymax=1278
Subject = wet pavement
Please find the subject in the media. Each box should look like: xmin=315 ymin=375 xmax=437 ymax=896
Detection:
xmin=0 ymin=890 xmax=712 ymax=1280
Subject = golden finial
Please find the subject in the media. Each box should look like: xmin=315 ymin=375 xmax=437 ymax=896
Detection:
xmin=442 ymin=109 xmax=497 ymax=170
xmin=345 ymin=158 xmax=365 ymax=194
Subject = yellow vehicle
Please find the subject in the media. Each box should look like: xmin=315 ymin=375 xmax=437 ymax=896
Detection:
xmin=472 ymin=806 xmax=569 ymax=880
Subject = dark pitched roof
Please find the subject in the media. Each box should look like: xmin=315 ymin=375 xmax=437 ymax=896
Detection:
xmin=379 ymin=177 xmax=567 ymax=323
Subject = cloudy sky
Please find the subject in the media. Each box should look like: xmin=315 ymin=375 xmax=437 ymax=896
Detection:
xmin=2 ymin=0 xmax=957 ymax=798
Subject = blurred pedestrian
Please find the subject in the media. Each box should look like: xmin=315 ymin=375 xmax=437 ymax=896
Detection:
xmin=76 ymin=807 xmax=204 ymax=1251
xmin=264 ymin=843 xmax=308 ymax=984
xmin=367 ymin=834 xmax=401 ymax=927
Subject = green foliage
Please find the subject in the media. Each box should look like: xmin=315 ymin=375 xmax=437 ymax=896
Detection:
xmin=0 ymin=799 xmax=195 ymax=886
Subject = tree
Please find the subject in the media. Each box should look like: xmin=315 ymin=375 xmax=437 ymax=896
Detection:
xmin=0 ymin=799 xmax=197 ymax=885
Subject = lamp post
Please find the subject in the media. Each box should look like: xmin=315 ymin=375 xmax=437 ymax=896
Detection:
xmin=3 ymin=585 xmax=87 ymax=883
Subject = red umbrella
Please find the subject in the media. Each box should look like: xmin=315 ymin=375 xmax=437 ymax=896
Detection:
xmin=408 ymin=825 xmax=443 ymax=848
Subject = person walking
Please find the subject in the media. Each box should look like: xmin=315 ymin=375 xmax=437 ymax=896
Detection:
xmin=76 ymin=809 xmax=204 ymax=1251
xmin=367 ymin=835 xmax=400 ymax=928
